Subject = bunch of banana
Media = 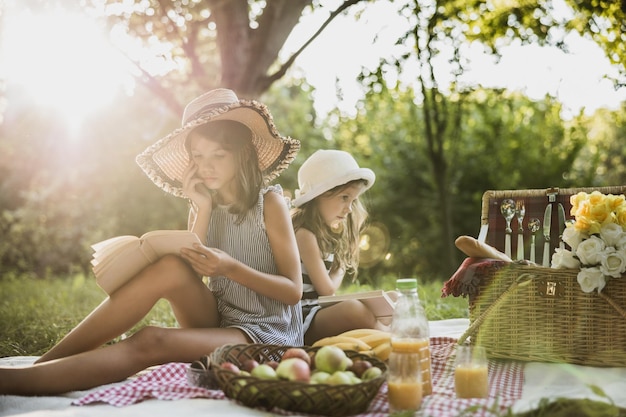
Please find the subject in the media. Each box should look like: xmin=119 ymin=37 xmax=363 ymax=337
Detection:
xmin=311 ymin=328 xmax=392 ymax=361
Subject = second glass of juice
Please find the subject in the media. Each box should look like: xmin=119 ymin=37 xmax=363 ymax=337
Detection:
xmin=454 ymin=345 xmax=489 ymax=399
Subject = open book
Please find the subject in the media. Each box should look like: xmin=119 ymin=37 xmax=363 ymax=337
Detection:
xmin=91 ymin=230 xmax=202 ymax=295
xmin=318 ymin=290 xmax=396 ymax=323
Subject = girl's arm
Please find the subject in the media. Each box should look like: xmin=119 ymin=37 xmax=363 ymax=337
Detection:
xmin=180 ymin=191 xmax=302 ymax=305
xmin=296 ymin=228 xmax=344 ymax=296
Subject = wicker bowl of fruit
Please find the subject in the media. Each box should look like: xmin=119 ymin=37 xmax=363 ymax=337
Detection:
xmin=189 ymin=343 xmax=387 ymax=417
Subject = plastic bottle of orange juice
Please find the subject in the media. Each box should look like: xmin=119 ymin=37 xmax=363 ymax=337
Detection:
xmin=387 ymin=278 xmax=432 ymax=413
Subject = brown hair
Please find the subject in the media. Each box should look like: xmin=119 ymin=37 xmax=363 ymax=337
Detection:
xmin=188 ymin=120 xmax=263 ymax=223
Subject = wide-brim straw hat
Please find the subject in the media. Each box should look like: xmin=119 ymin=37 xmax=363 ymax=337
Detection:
xmin=136 ymin=88 xmax=300 ymax=198
xmin=291 ymin=149 xmax=375 ymax=207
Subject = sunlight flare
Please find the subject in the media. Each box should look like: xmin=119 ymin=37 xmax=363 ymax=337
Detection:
xmin=1 ymin=7 xmax=133 ymax=133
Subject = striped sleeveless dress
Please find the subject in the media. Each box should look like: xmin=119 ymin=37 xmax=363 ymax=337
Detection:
xmin=206 ymin=185 xmax=303 ymax=346
xmin=301 ymin=253 xmax=334 ymax=333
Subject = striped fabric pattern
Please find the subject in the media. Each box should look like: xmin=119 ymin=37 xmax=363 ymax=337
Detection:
xmin=301 ymin=254 xmax=334 ymax=305
xmin=206 ymin=185 xmax=303 ymax=346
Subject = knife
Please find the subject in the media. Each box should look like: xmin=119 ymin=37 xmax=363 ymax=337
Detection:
xmin=542 ymin=204 xmax=552 ymax=267
xmin=558 ymin=203 xmax=566 ymax=249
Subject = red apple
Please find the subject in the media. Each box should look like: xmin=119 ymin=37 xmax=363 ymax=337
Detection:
xmin=282 ymin=347 xmax=311 ymax=366
xmin=240 ymin=359 xmax=259 ymax=373
xmin=220 ymin=362 xmax=241 ymax=374
xmin=348 ymin=359 xmax=373 ymax=378
xmin=275 ymin=357 xmax=311 ymax=382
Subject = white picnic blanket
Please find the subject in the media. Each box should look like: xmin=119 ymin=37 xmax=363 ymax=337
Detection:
xmin=2 ymin=318 xmax=626 ymax=416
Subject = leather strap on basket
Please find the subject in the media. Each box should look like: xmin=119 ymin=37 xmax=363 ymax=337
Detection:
xmin=457 ymin=272 xmax=626 ymax=345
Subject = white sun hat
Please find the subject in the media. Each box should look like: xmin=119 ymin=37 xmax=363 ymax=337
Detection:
xmin=291 ymin=149 xmax=375 ymax=207
xmin=136 ymin=88 xmax=300 ymax=198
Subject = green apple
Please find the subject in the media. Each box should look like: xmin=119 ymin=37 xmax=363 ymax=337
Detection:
xmin=250 ymin=363 xmax=278 ymax=380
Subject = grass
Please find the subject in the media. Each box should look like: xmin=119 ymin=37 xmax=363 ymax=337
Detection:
xmin=0 ymin=274 xmax=176 ymax=357
xmin=0 ymin=274 xmax=468 ymax=358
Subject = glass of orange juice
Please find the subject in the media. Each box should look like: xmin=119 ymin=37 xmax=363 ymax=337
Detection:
xmin=387 ymin=346 xmax=422 ymax=412
xmin=454 ymin=345 xmax=488 ymax=399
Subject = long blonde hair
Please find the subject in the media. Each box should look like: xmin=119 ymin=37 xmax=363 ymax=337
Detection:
xmin=291 ymin=180 xmax=369 ymax=279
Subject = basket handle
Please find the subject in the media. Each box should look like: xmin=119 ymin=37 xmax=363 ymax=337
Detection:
xmin=599 ymin=291 xmax=626 ymax=320
xmin=457 ymin=273 xmax=535 ymax=345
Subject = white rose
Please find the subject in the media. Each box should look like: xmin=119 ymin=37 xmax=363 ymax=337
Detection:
xmin=599 ymin=223 xmax=625 ymax=247
xmin=562 ymin=225 xmax=587 ymax=250
xmin=577 ymin=267 xmax=606 ymax=293
xmin=600 ymin=247 xmax=626 ymax=278
xmin=551 ymin=248 xmax=581 ymax=269
xmin=616 ymin=233 xmax=626 ymax=251
xmin=576 ymin=236 xmax=606 ymax=266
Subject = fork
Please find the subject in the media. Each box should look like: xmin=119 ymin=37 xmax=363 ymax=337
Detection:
xmin=515 ymin=200 xmax=526 ymax=260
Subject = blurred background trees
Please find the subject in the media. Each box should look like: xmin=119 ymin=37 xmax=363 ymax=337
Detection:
xmin=1 ymin=0 xmax=625 ymax=285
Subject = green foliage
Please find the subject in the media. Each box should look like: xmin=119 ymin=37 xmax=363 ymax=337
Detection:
xmin=444 ymin=0 xmax=626 ymax=87
xmin=1 ymin=1 xmax=624 ymax=286
xmin=329 ymin=85 xmax=595 ymax=282
xmin=1 ymin=79 xmax=622 ymax=286
xmin=568 ymin=104 xmax=626 ymax=186
xmin=260 ymin=80 xmax=332 ymax=197
xmin=512 ymin=397 xmax=626 ymax=417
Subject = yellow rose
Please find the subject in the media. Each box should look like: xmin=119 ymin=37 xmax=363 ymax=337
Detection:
xmin=570 ymin=192 xmax=588 ymax=216
xmin=615 ymin=206 xmax=626 ymax=228
xmin=574 ymin=200 xmax=591 ymax=221
xmin=587 ymin=194 xmax=611 ymax=225
xmin=574 ymin=216 xmax=594 ymax=233
xmin=607 ymin=194 xmax=625 ymax=211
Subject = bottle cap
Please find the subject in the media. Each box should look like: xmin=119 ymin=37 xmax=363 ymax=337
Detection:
xmin=396 ymin=278 xmax=418 ymax=290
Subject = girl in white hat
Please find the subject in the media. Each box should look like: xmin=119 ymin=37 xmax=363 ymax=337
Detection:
xmin=291 ymin=149 xmax=388 ymax=345
xmin=0 ymin=89 xmax=303 ymax=395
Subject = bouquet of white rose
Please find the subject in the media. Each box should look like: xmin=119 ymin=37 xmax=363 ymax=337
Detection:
xmin=551 ymin=191 xmax=626 ymax=293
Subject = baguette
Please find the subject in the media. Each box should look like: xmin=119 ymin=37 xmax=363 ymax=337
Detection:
xmin=455 ymin=235 xmax=512 ymax=262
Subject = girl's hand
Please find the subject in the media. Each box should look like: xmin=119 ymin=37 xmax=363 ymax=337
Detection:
xmin=180 ymin=244 xmax=234 ymax=277
xmin=182 ymin=163 xmax=212 ymax=209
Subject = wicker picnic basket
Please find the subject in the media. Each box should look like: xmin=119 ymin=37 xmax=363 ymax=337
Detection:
xmin=208 ymin=343 xmax=387 ymax=416
xmin=458 ymin=185 xmax=626 ymax=367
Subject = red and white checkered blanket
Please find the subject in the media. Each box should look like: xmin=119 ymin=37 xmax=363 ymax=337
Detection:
xmin=73 ymin=337 xmax=524 ymax=417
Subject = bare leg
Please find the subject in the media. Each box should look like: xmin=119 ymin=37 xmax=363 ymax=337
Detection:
xmin=0 ymin=326 xmax=250 ymax=395
xmin=304 ymin=299 xmax=382 ymax=345
xmin=37 ymin=255 xmax=217 ymax=363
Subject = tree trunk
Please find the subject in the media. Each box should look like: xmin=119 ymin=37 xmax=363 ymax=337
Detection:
xmin=211 ymin=0 xmax=312 ymax=99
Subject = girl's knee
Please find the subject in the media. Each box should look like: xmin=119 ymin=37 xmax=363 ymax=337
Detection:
xmin=126 ymin=326 xmax=168 ymax=360
xmin=153 ymin=254 xmax=191 ymax=273
xmin=144 ymin=255 xmax=196 ymax=287
xmin=341 ymin=300 xmax=377 ymax=327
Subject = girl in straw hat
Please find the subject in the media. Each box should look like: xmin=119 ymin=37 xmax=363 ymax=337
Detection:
xmin=291 ymin=150 xmax=391 ymax=345
xmin=0 ymin=89 xmax=303 ymax=395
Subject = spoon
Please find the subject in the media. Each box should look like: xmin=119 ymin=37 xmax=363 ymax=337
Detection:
xmin=528 ymin=218 xmax=541 ymax=263
xmin=515 ymin=200 xmax=526 ymax=260
xmin=500 ymin=199 xmax=516 ymax=258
